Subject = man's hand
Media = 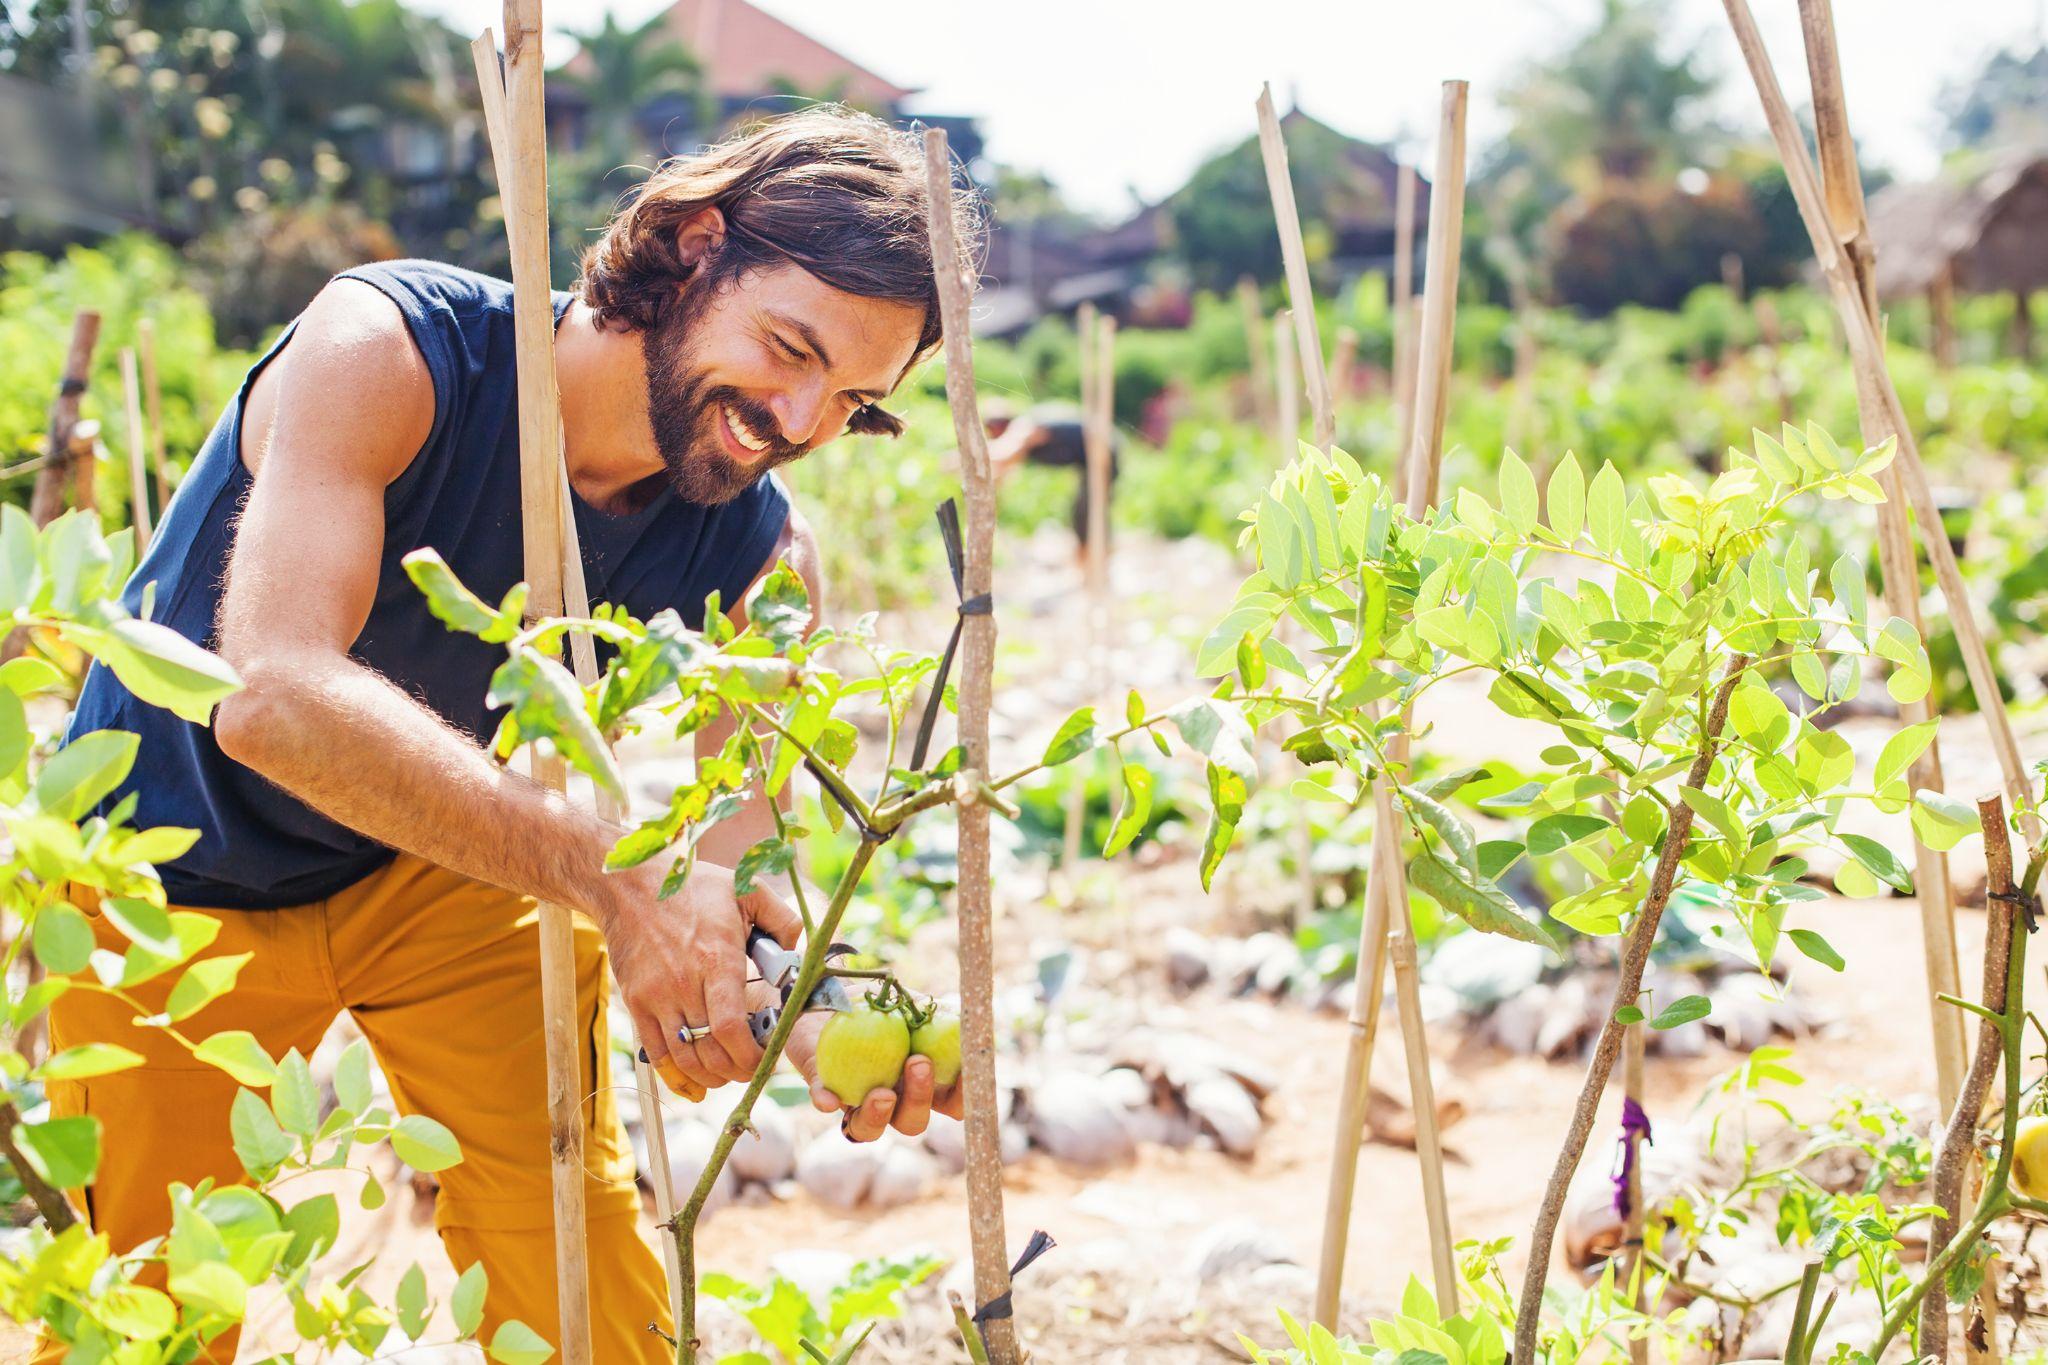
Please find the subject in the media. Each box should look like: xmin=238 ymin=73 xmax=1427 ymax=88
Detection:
xmin=604 ymin=863 xmax=801 ymax=1094
xmin=785 ymin=1010 xmax=965 ymax=1141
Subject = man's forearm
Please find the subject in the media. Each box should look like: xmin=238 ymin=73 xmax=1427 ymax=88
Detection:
xmin=216 ymin=651 xmax=628 ymax=922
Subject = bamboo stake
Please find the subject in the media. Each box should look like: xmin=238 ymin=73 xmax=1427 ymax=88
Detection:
xmin=473 ymin=35 xmax=687 ymax=1333
xmin=30 ymin=310 xmax=100 ymax=527
xmin=136 ymin=318 xmax=172 ymax=507
xmin=1404 ymin=83 xmax=1468 ymax=504
xmin=1239 ymin=277 xmax=1274 ymax=432
xmin=1721 ymin=0 xmax=2037 ymax=847
xmin=1331 ymin=325 xmax=1359 ymax=402
xmin=1792 ymin=0 xmax=1969 ymax=1121
xmin=1313 ymin=81 xmax=1468 ymax=1327
xmin=1255 ymin=84 xmax=1334 ymax=450
xmin=1063 ymin=302 xmax=1098 ymax=879
xmin=475 ymin=12 xmax=591 ymax=1361
xmin=67 ymin=422 xmax=98 ymax=516
xmin=1273 ymin=310 xmax=1300 ymax=460
xmin=118 ymin=348 xmax=152 ymax=552
xmin=924 ymin=126 xmax=1019 ymax=1365
xmin=1391 ymin=163 xmax=1420 ymax=492
xmin=1800 ymin=7 xmax=1998 ymax=1347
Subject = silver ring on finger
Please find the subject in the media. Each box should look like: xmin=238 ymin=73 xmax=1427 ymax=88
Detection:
xmin=677 ymin=1021 xmax=713 ymax=1044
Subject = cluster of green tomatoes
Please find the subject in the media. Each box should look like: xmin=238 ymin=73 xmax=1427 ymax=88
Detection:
xmin=814 ymin=978 xmax=962 ymax=1101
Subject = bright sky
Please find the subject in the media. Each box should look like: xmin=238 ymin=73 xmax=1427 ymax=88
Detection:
xmin=417 ymin=0 xmax=2048 ymax=218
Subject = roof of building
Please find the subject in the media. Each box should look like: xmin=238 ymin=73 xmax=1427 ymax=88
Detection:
xmin=562 ymin=0 xmax=914 ymax=106
xmin=1868 ymin=149 xmax=2048 ymax=298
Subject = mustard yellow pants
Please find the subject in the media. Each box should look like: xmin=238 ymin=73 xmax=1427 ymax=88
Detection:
xmin=41 ymin=853 xmax=673 ymax=1362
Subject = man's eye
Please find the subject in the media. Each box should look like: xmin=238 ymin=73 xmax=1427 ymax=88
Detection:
xmin=774 ymin=337 xmax=807 ymax=362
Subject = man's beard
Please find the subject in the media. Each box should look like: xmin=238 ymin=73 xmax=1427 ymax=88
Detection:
xmin=642 ymin=301 xmax=808 ymax=506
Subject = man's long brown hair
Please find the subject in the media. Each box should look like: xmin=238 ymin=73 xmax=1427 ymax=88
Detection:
xmin=577 ymin=107 xmax=985 ymax=434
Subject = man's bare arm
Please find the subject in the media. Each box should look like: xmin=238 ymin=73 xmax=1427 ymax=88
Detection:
xmin=213 ymin=278 xmax=795 ymax=1092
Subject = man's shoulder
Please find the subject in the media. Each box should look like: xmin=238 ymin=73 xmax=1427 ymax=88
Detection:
xmin=335 ymin=259 xmax=517 ymax=318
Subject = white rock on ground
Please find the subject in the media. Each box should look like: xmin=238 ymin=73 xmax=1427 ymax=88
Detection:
xmin=866 ymin=1141 xmax=938 ymax=1210
xmin=1186 ymin=1220 xmax=1299 ymax=1284
xmin=1025 ymin=1073 xmax=1137 ymax=1168
xmin=794 ymin=1129 xmax=884 ymax=1210
xmin=1182 ymin=1075 xmax=1263 ymax=1157
xmin=666 ymin=1120 xmax=738 ymax=1217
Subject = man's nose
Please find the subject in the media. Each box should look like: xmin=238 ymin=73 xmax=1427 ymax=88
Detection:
xmin=771 ymin=383 xmax=828 ymax=448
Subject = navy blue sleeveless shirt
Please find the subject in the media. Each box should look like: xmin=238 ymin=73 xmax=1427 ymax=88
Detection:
xmin=68 ymin=260 xmax=791 ymax=910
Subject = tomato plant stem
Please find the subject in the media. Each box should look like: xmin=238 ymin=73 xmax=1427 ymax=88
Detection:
xmin=1511 ymin=656 xmax=1746 ymax=1365
xmin=674 ymin=837 xmax=880 ymax=1365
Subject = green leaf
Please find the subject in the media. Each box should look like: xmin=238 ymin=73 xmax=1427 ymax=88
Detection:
xmin=100 ymin=898 xmax=182 ymax=960
xmin=1615 ymin=1006 xmax=1644 ymax=1025
xmin=31 ymin=729 xmax=138 ymax=821
xmin=1875 ymin=722 xmax=1939 ymax=794
xmin=1546 ymin=452 xmax=1585 ymax=543
xmin=96 ymin=1283 xmax=178 ymax=1340
xmin=1498 ymin=448 xmax=1539 ymax=535
xmin=397 ymin=1263 xmax=431 ymax=1341
xmin=1873 ymin=616 xmax=1931 ymax=705
xmin=391 ymin=1114 xmax=462 ymax=1173
xmin=193 ymin=1031 xmax=277 ymax=1087
xmin=1197 ymin=596 xmax=1279 ymax=677
xmin=1840 ymin=832 xmax=1913 ymax=893
xmin=1526 ymin=814 xmax=1608 ymax=855
xmin=32 ymin=903 xmax=95 ymax=976
xmin=733 ymin=838 xmax=796 ymax=896
xmin=486 ymin=647 xmax=626 ymax=806
xmin=1650 ymin=995 xmax=1711 ymax=1029
xmin=1171 ymin=698 xmax=1255 ymax=783
xmin=14 ymin=1114 xmax=99 ymax=1187
xmin=1788 ymin=929 xmax=1846 ymax=972
xmin=1793 ymin=726 xmax=1855 ymax=794
xmin=452 ymin=1260 xmax=490 ymax=1337
xmin=1728 ymin=685 xmax=1793 ymax=753
xmin=1402 ymin=786 xmax=1478 ymax=874
xmin=272 ymin=1049 xmax=321 ymax=1140
xmin=1912 ymin=790 xmax=1981 ymax=852
xmin=166 ymin=951 xmax=253 ymax=1022
xmin=1198 ymin=760 xmax=1247 ymax=892
xmin=1104 ymin=764 xmax=1155 ymax=858
xmin=74 ymin=618 xmax=242 ymax=726
xmin=1834 ymin=859 xmax=1881 ymax=899
xmin=746 ymin=561 xmax=812 ymax=651
xmin=30 ymin=1043 xmax=143 ymax=1082
xmin=281 ymin=1193 xmax=340 ymax=1269
xmin=1587 ymin=461 xmax=1626 ymax=553
xmin=1410 ymin=851 xmax=1556 ymax=948
xmin=0 ymin=689 xmax=25 ymax=781
xmin=1678 ymin=786 xmax=1744 ymax=849
xmin=230 ymin=1088 xmax=294 ymax=1175
xmin=404 ymin=547 xmax=525 ymax=643
xmin=335 ymin=1040 xmax=374 ymax=1117
xmin=168 ymin=1258 xmax=247 ymax=1320
xmin=487 ymin=1319 xmax=556 ymax=1365
xmin=1040 ymin=706 xmax=1100 ymax=767
xmin=0 ymin=656 xmax=67 ymax=697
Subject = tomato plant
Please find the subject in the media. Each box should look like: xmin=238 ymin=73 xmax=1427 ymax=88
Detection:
xmin=0 ymin=508 xmax=543 ymax=1362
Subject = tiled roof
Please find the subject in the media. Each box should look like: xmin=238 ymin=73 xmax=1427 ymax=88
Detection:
xmin=563 ymin=0 xmax=913 ymax=105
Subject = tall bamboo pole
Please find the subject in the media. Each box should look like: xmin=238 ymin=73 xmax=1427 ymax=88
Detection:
xmin=924 ymin=126 xmax=1019 ymax=1365
xmin=1622 ymin=1024 xmax=1648 ymax=1365
xmin=30 ymin=311 xmax=100 ymax=527
xmin=136 ymin=318 xmax=173 ymax=507
xmin=1239 ymin=277 xmax=1274 ymax=432
xmin=1254 ymin=84 xmax=1334 ymax=450
xmin=1391 ymin=161 xmax=1420 ymax=474
xmin=1793 ymin=0 xmax=1967 ymax=1117
xmin=478 ymin=10 xmax=592 ymax=1361
xmin=1793 ymin=9 xmax=1990 ymax=1353
xmin=1313 ymin=80 xmax=1469 ymax=1328
xmin=118 ymin=348 xmax=152 ymax=552
xmin=1063 ymin=303 xmax=1099 ymax=876
xmin=1721 ymin=0 xmax=2036 ymax=850
xmin=1273 ymin=310 xmax=1300 ymax=460
xmin=470 ymin=35 xmax=685 ymax=1340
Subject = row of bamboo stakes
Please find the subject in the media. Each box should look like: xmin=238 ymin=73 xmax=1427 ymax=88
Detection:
xmin=470 ymin=9 xmax=1024 ymax=1359
xmin=9 ymin=1 xmax=2015 ymax=1356
xmin=1244 ymin=7 xmax=2017 ymax=1352
xmin=16 ymin=313 xmax=173 ymax=550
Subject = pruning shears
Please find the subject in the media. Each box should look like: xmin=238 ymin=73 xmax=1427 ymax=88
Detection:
xmin=636 ymin=929 xmax=849 ymax=1099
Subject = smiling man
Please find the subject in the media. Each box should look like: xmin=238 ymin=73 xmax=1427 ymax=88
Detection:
xmin=48 ymin=109 xmax=981 ymax=1361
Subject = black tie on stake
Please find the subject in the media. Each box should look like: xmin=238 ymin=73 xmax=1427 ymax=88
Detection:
xmin=971 ymin=1229 xmax=1056 ymax=1326
xmin=910 ymin=498 xmax=991 ymax=771
xmin=802 ymin=499 xmax=989 ymax=842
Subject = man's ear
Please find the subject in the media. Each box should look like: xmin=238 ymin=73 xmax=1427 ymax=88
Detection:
xmin=673 ymin=206 xmax=727 ymax=268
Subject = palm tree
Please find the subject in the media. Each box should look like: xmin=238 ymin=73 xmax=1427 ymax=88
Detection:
xmin=555 ymin=11 xmax=706 ymax=170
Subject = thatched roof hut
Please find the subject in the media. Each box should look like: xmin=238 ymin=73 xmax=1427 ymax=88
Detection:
xmin=1866 ymin=151 xmax=2048 ymax=361
xmin=1868 ymin=151 xmax=2048 ymax=298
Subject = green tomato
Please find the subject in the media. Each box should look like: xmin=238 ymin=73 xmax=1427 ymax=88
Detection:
xmin=815 ymin=1005 xmax=910 ymax=1103
xmin=910 ymin=1008 xmax=961 ymax=1088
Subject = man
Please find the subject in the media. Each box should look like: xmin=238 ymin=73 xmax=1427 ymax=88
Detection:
xmin=50 ymin=109 xmax=978 ymax=1361
xmin=985 ymin=400 xmax=1120 ymax=569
